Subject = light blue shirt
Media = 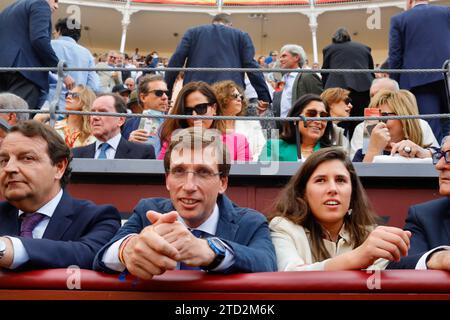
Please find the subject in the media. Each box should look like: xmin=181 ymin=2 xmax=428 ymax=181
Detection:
xmin=280 ymin=71 xmax=298 ymax=118
xmin=94 ymin=133 xmax=122 ymax=159
xmin=46 ymin=36 xmax=100 ymax=111
xmin=7 ymin=190 xmax=64 ymax=269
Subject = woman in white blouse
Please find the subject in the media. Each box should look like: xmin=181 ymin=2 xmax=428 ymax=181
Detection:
xmin=212 ymin=80 xmax=266 ymax=159
xmin=269 ymin=147 xmax=411 ymax=271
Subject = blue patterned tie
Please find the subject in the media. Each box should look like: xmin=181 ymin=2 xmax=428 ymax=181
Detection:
xmin=98 ymin=143 xmax=110 ymax=159
xmin=179 ymin=229 xmax=206 ymax=270
xmin=20 ymin=213 xmax=46 ymax=238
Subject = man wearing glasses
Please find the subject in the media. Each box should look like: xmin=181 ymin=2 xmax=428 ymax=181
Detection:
xmin=94 ymin=127 xmax=276 ymax=278
xmin=121 ymin=75 xmax=169 ymax=155
xmin=387 ymin=138 xmax=450 ymax=270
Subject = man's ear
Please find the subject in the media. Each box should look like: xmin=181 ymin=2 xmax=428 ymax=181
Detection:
xmin=218 ymin=176 xmax=228 ymax=194
xmin=55 ymin=158 xmax=68 ymax=180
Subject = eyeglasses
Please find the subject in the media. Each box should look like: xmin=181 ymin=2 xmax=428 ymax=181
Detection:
xmin=168 ymin=167 xmax=222 ymax=180
xmin=432 ymin=148 xmax=450 ymax=165
xmin=65 ymin=92 xmax=80 ymax=99
xmin=148 ymin=89 xmax=169 ymax=97
xmin=230 ymin=93 xmax=244 ymax=101
xmin=183 ymin=103 xmax=212 ymax=115
xmin=303 ymin=110 xmax=329 ymax=118
xmin=344 ymin=97 xmax=352 ymax=105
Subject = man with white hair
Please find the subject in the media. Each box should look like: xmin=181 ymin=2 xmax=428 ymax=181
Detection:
xmin=0 ymin=93 xmax=29 ymax=141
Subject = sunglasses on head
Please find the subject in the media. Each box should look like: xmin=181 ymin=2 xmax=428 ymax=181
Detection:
xmin=344 ymin=97 xmax=352 ymax=105
xmin=65 ymin=91 xmax=80 ymax=99
xmin=183 ymin=103 xmax=211 ymax=115
xmin=303 ymin=110 xmax=329 ymax=118
xmin=149 ymin=89 xmax=169 ymax=97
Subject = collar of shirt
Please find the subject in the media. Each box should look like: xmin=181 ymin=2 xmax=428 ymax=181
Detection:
xmin=143 ymin=109 xmax=165 ymax=116
xmin=305 ymin=222 xmax=351 ymax=244
xmin=177 ymin=203 xmax=219 ymax=236
xmin=58 ymin=36 xmax=77 ymax=44
xmin=18 ymin=189 xmax=63 ymax=219
xmin=95 ymin=132 xmax=121 ymax=153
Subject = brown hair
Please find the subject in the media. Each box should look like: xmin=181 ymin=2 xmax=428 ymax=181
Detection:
xmin=159 ymin=81 xmax=227 ymax=143
xmin=9 ymin=120 xmax=72 ymax=188
xmin=212 ymin=80 xmax=247 ymax=116
xmin=270 ymin=147 xmax=378 ymax=262
xmin=320 ymin=88 xmax=350 ymax=108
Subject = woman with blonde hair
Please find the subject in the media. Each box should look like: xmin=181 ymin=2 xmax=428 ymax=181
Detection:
xmin=353 ymin=89 xmax=437 ymax=162
xmin=54 ymin=84 xmax=97 ymax=148
xmin=213 ymin=80 xmax=266 ymax=159
xmin=270 ymin=147 xmax=411 ymax=271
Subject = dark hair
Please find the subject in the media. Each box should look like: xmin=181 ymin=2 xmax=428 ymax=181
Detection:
xmin=212 ymin=13 xmax=232 ymax=25
xmin=159 ymin=81 xmax=226 ymax=143
xmin=164 ymin=127 xmax=231 ymax=178
xmin=280 ymin=94 xmax=334 ymax=147
xmin=55 ymin=17 xmax=81 ymax=42
xmin=270 ymin=147 xmax=378 ymax=262
xmin=96 ymin=93 xmax=127 ymax=114
xmin=9 ymin=120 xmax=72 ymax=188
xmin=212 ymin=80 xmax=247 ymax=117
xmin=332 ymin=27 xmax=351 ymax=44
xmin=138 ymin=74 xmax=164 ymax=96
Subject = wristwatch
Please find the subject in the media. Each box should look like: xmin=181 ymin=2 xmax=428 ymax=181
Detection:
xmin=202 ymin=237 xmax=226 ymax=271
xmin=0 ymin=239 xmax=6 ymax=260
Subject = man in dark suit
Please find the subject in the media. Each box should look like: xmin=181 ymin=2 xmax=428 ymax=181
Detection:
xmin=0 ymin=120 xmax=121 ymax=270
xmin=94 ymin=127 xmax=276 ymax=278
xmin=165 ymin=13 xmax=271 ymax=107
xmin=322 ymin=28 xmax=374 ymax=138
xmin=0 ymin=0 xmax=74 ymax=110
xmin=389 ymin=0 xmax=450 ymax=142
xmin=387 ymin=137 xmax=450 ymax=270
xmin=72 ymin=94 xmax=155 ymax=159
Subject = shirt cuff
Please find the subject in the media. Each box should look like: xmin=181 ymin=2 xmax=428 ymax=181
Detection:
xmin=5 ymin=237 xmax=29 ymax=269
xmin=102 ymin=234 xmax=137 ymax=272
xmin=210 ymin=239 xmax=235 ymax=272
xmin=415 ymin=246 xmax=450 ymax=269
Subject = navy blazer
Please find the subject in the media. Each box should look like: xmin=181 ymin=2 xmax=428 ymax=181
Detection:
xmin=388 ymin=4 xmax=450 ymax=89
xmin=387 ymin=197 xmax=450 ymax=269
xmin=94 ymin=194 xmax=277 ymax=273
xmin=165 ymin=23 xmax=271 ymax=103
xmin=0 ymin=0 xmax=59 ymax=91
xmin=322 ymin=41 xmax=374 ymax=92
xmin=71 ymin=136 xmax=155 ymax=159
xmin=0 ymin=191 xmax=121 ymax=270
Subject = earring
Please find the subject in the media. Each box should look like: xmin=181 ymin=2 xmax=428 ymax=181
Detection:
xmin=347 ymin=209 xmax=353 ymax=217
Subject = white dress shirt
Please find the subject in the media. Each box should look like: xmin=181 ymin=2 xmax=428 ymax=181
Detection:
xmin=94 ymin=133 xmax=122 ymax=159
xmin=280 ymin=71 xmax=299 ymax=118
xmin=7 ymin=189 xmax=64 ymax=269
xmin=415 ymin=246 xmax=450 ymax=269
xmin=102 ymin=204 xmax=235 ymax=272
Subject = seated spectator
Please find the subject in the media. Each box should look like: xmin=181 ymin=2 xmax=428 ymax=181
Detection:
xmin=320 ymin=88 xmax=353 ymax=138
xmin=54 ymin=85 xmax=97 ymax=148
xmin=121 ymin=75 xmax=168 ymax=155
xmin=94 ymin=127 xmax=276 ymax=277
xmin=353 ymin=90 xmax=436 ymax=162
xmin=126 ymin=90 xmax=143 ymax=114
xmin=269 ymin=147 xmax=411 ymax=271
xmin=213 ymin=80 xmax=266 ymax=159
xmin=259 ymin=94 xmax=346 ymax=161
xmin=112 ymin=84 xmax=131 ymax=104
xmin=124 ymin=77 xmax=135 ymax=91
xmin=72 ymin=94 xmax=155 ymax=159
xmin=0 ymin=92 xmax=29 ymax=128
xmin=158 ymin=81 xmax=252 ymax=161
xmin=388 ymin=137 xmax=450 ymax=270
xmin=0 ymin=120 xmax=121 ymax=270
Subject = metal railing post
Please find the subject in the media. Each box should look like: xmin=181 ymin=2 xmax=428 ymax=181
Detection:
xmin=49 ymin=60 xmax=66 ymax=128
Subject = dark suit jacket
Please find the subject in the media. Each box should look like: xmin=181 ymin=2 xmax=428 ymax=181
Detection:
xmin=272 ymin=72 xmax=323 ymax=118
xmin=165 ymin=23 xmax=271 ymax=103
xmin=0 ymin=191 xmax=121 ymax=270
xmin=387 ymin=197 xmax=450 ymax=269
xmin=72 ymin=136 xmax=155 ymax=159
xmin=94 ymin=194 xmax=277 ymax=273
xmin=389 ymin=4 xmax=450 ymax=89
xmin=0 ymin=0 xmax=59 ymax=91
xmin=322 ymin=41 xmax=374 ymax=92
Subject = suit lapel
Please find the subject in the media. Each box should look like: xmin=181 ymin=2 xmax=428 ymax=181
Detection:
xmin=215 ymin=195 xmax=238 ymax=240
xmin=0 ymin=204 xmax=20 ymax=236
xmin=42 ymin=191 xmax=75 ymax=240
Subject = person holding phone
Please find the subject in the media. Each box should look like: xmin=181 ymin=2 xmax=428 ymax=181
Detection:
xmin=352 ymin=90 xmax=437 ymax=162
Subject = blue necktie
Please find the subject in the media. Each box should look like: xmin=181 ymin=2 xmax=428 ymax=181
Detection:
xmin=179 ymin=229 xmax=206 ymax=270
xmin=98 ymin=143 xmax=110 ymax=159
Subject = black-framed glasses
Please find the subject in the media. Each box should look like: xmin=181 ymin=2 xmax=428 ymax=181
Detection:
xmin=183 ymin=103 xmax=212 ymax=115
xmin=65 ymin=91 xmax=80 ymax=99
xmin=432 ymin=148 xmax=450 ymax=165
xmin=344 ymin=97 xmax=352 ymax=105
xmin=304 ymin=110 xmax=329 ymax=118
xmin=148 ymin=89 xmax=169 ymax=97
xmin=168 ymin=167 xmax=222 ymax=180
xmin=231 ymin=93 xmax=244 ymax=100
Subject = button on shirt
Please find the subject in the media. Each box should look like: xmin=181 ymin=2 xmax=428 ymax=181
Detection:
xmin=95 ymin=133 xmax=122 ymax=159
xmin=6 ymin=189 xmax=63 ymax=269
xmin=280 ymin=71 xmax=298 ymax=118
